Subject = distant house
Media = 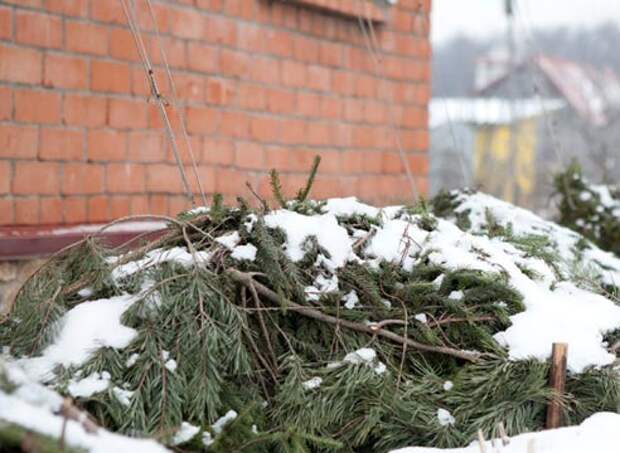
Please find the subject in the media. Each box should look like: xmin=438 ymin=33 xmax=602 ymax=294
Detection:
xmin=429 ymin=97 xmax=564 ymax=209
xmin=430 ymin=53 xmax=620 ymax=211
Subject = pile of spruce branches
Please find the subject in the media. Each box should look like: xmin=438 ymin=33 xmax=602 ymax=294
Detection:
xmin=553 ymin=162 xmax=620 ymax=256
xmin=1 ymin=159 xmax=619 ymax=452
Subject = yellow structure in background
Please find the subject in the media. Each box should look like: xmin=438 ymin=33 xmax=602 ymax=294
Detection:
xmin=473 ymin=119 xmax=537 ymax=207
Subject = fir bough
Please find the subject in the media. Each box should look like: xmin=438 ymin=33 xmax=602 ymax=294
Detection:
xmin=1 ymin=164 xmax=619 ymax=452
xmin=553 ymin=162 xmax=620 ymax=256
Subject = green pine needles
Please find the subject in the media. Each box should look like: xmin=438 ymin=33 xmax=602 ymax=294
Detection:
xmin=1 ymin=162 xmax=619 ymax=452
xmin=554 ymin=162 xmax=620 ymax=256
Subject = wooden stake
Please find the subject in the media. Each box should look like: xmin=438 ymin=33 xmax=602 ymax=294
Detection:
xmin=546 ymin=342 xmax=568 ymax=429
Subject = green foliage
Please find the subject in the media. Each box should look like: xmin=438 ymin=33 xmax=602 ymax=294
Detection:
xmin=554 ymin=162 xmax=620 ymax=256
xmin=296 ymin=155 xmax=321 ymax=203
xmin=2 ymin=179 xmax=619 ymax=452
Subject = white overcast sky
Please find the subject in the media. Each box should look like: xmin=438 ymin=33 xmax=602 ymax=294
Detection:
xmin=432 ymin=0 xmax=620 ymax=44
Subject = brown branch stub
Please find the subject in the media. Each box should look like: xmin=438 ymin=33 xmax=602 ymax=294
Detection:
xmin=546 ymin=342 xmax=568 ymax=429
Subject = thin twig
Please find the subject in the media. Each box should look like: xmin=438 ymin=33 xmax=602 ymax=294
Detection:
xmin=227 ymin=269 xmax=480 ymax=362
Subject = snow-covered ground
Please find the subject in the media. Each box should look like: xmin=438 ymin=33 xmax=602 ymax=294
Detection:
xmin=392 ymin=412 xmax=620 ymax=453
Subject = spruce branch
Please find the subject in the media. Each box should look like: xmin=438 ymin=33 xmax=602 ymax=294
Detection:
xmin=296 ymin=155 xmax=321 ymax=202
xmin=226 ymin=268 xmax=481 ymax=362
xmin=270 ymin=169 xmax=287 ymax=208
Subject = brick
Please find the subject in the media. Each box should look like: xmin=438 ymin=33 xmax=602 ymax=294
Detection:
xmin=264 ymin=146 xmax=289 ymax=171
xmin=173 ymin=73 xmax=204 ymax=102
xmin=62 ymin=163 xmax=105 ymax=195
xmin=306 ymin=122 xmax=331 ymax=147
xmin=382 ymin=151 xmax=403 ymax=174
xmin=237 ymin=24 xmax=263 ymax=53
xmin=16 ymin=11 xmax=62 ymax=48
xmin=219 ymin=111 xmax=249 ymax=139
xmin=238 ymin=83 xmax=266 ymax=111
xmin=206 ymin=78 xmax=236 ymax=106
xmin=146 ymin=164 xmax=183 ymax=193
xmin=15 ymin=89 xmax=61 ymax=124
xmin=108 ymin=98 xmax=148 ymax=129
xmin=169 ymin=7 xmax=204 ymax=40
xmin=219 ymin=49 xmax=249 ymax=78
xmin=150 ymin=36 xmax=187 ymax=69
xmin=106 ymin=163 xmax=146 ymax=193
xmin=109 ymin=27 xmax=141 ymax=62
xmin=344 ymin=98 xmax=364 ymax=123
xmin=88 ymin=195 xmax=109 ymax=222
xmin=264 ymin=29 xmax=292 ymax=58
xmin=0 ymin=7 xmax=12 ymax=40
xmin=249 ymin=116 xmax=278 ymax=143
xmin=279 ymin=119 xmax=305 ymax=145
xmin=202 ymin=138 xmax=234 ymax=166
xmin=340 ymin=150 xmax=362 ymax=174
xmin=0 ymin=161 xmax=10 ymax=194
xmin=148 ymin=194 xmax=168 ymax=215
xmin=39 ymin=128 xmax=84 ymax=161
xmin=306 ymin=65 xmax=330 ymax=92
xmin=63 ymin=196 xmax=87 ymax=223
xmin=356 ymin=74 xmax=377 ymax=98
xmin=189 ymin=165 xmax=215 ymax=195
xmin=293 ymin=35 xmax=320 ymax=63
xmin=127 ymin=131 xmax=166 ymax=162
xmin=205 ymin=16 xmax=236 ymax=45
xmin=266 ymin=88 xmax=295 ymax=114
xmin=43 ymin=0 xmax=88 ymax=17
xmin=129 ymin=195 xmax=149 ymax=215
xmin=408 ymin=153 xmax=429 ymax=176
xmin=186 ymin=106 xmax=219 ymax=134
xmin=88 ymin=129 xmax=127 ymax=161
xmin=0 ymin=87 xmax=12 ymax=121
xmin=297 ymin=92 xmax=321 ymax=118
xmin=63 ymin=94 xmax=107 ymax=127
xmin=147 ymin=104 xmax=182 ymax=130
xmin=319 ymin=42 xmax=342 ymax=67
xmin=248 ymin=55 xmax=279 ymax=84
xmin=187 ymin=43 xmax=218 ymax=73
xmin=43 ymin=54 xmax=88 ymax=89
xmin=0 ymin=124 xmax=38 ymax=158
xmin=110 ymin=195 xmax=131 ymax=219
xmin=288 ymin=149 xmax=316 ymax=172
xmin=320 ymin=96 xmax=341 ymax=119
xmin=90 ymin=0 xmax=125 ymax=23
xmin=0 ymin=44 xmax=43 ymax=84
xmin=168 ymin=134 xmax=202 ymax=165
xmin=331 ymin=70 xmax=355 ymax=96
xmin=215 ymin=167 xmax=245 ymax=195
xmin=280 ymin=60 xmax=306 ymax=88
xmin=316 ymin=150 xmax=341 ymax=173
xmin=91 ymin=60 xmax=131 ymax=93
xmin=40 ymin=196 xmax=63 ymax=224
xmin=14 ymin=161 xmax=60 ymax=195
xmin=15 ymin=198 xmax=39 ymax=225
xmin=65 ymin=21 xmax=108 ymax=55
xmin=235 ymin=142 xmax=264 ymax=170
xmin=168 ymin=195 xmax=190 ymax=217
xmin=0 ymin=198 xmax=14 ymax=225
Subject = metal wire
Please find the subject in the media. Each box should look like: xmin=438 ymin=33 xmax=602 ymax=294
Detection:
xmin=143 ymin=0 xmax=208 ymax=206
xmin=119 ymin=0 xmax=196 ymax=206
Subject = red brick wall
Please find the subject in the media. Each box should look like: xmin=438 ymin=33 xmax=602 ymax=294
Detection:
xmin=0 ymin=0 xmax=430 ymax=226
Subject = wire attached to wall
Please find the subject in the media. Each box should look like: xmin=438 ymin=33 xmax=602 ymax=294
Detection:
xmin=119 ymin=0 xmax=206 ymax=207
